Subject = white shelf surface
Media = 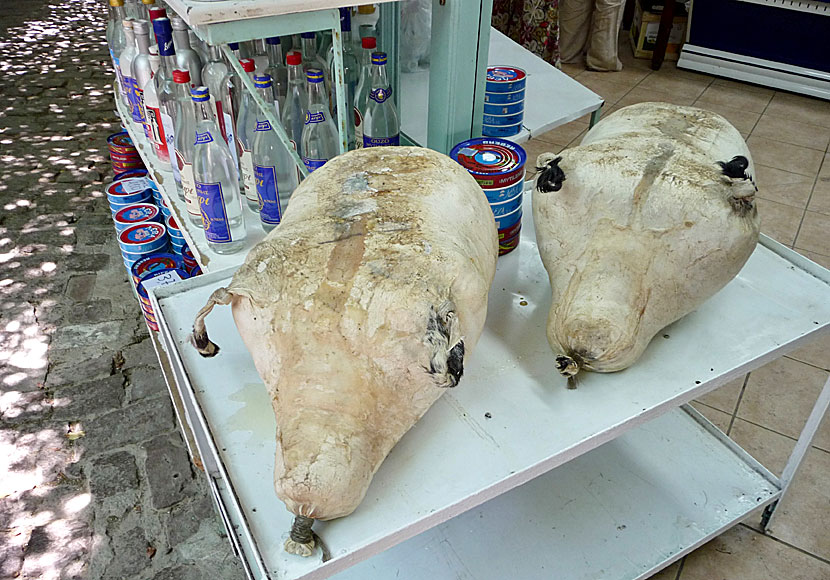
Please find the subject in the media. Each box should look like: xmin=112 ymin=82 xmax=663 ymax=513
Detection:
xmin=164 ymin=0 xmax=391 ymax=27
xmin=114 ymin=94 xmax=268 ymax=273
xmin=401 ymin=29 xmax=605 ymax=147
xmin=153 ymin=190 xmax=830 ymax=580
xmin=333 ymin=407 xmax=779 ymax=580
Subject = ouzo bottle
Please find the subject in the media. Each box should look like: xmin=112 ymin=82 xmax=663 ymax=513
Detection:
xmin=301 ymin=68 xmax=339 ymax=173
xmin=326 ymin=8 xmax=358 ymax=148
xmin=234 ymin=58 xmax=259 ymax=209
xmin=264 ymin=37 xmax=288 ymax=111
xmin=107 ymin=0 xmax=128 ymax=104
xmin=192 ymin=86 xmax=247 ymax=254
xmin=131 ymin=20 xmax=153 ymax=138
xmin=170 ymin=16 xmax=202 ymax=85
xmin=119 ymin=20 xmax=140 ymax=125
xmin=172 ymin=69 xmax=200 ymax=227
xmin=281 ymin=51 xmax=307 ymax=170
xmin=362 ymin=52 xmax=399 ymax=147
xmin=252 ymin=74 xmax=299 ymax=231
xmin=353 ymin=36 xmax=376 ymax=149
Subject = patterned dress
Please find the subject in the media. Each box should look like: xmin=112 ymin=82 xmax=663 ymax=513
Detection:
xmin=492 ymin=0 xmax=560 ymax=67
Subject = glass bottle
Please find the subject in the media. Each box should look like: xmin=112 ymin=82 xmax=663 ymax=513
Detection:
xmin=326 ymin=8 xmax=358 ymax=148
xmin=170 ymin=16 xmax=202 ymax=86
xmin=119 ymin=20 xmax=140 ymax=124
xmin=141 ymin=50 xmax=160 ymax=144
xmin=264 ymin=37 xmax=287 ymax=112
xmin=362 ymin=52 xmax=399 ymax=147
xmin=282 ymin=51 xmax=307 ymax=163
xmin=201 ymin=45 xmax=231 ymax=148
xmin=190 ymin=30 xmax=210 ymax=67
xmin=251 ymin=39 xmax=269 ymax=74
xmin=353 ymin=36 xmax=376 ymax=149
xmin=300 ymin=32 xmax=329 ymax=91
xmin=149 ymin=17 xmax=176 ymax=164
xmin=125 ymin=0 xmax=142 ymax=20
xmin=192 ymin=86 xmax=247 ymax=254
xmin=173 ymin=70 xmax=201 ymax=226
xmin=234 ymin=58 xmax=259 ymax=209
xmin=170 ymin=69 xmax=189 ymax=201
xmin=132 ymin=20 xmax=152 ymax=132
xmin=301 ymin=68 xmax=339 ymax=173
xmin=138 ymin=0 xmax=156 ymax=44
xmin=227 ymin=42 xmax=243 ymax=120
xmin=252 ymin=75 xmax=298 ymax=232
xmin=107 ymin=0 xmax=128 ymax=104
xmin=148 ymin=5 xmax=166 ymax=26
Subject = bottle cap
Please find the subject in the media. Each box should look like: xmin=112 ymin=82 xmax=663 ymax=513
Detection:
xmin=286 ymin=51 xmax=301 ymax=66
xmin=172 ymin=69 xmax=191 ymax=83
xmin=371 ymin=51 xmax=387 ymax=65
xmin=240 ymin=58 xmax=255 ymax=73
xmin=306 ymin=68 xmax=324 ymax=83
xmin=170 ymin=16 xmax=188 ymax=30
xmin=229 ymin=42 xmax=239 ymax=50
xmin=362 ymin=37 xmax=377 ymax=49
xmin=266 ymin=36 xmax=281 ymax=45
xmin=191 ymin=86 xmax=210 ymax=102
xmin=358 ymin=4 xmax=376 ymax=14
xmin=148 ymin=6 xmax=166 ymax=21
xmin=300 ymin=32 xmax=316 ymax=39
xmin=339 ymin=7 xmax=352 ymax=31
xmin=141 ymin=0 xmax=155 ymax=4
xmin=152 ymin=17 xmax=173 ymax=42
xmin=109 ymin=0 xmax=124 ymax=6
xmin=133 ymin=20 xmax=148 ymax=34
xmin=254 ymin=74 xmax=273 ymax=88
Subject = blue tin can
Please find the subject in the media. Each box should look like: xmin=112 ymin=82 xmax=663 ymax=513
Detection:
xmin=483 ymin=101 xmax=525 ymax=116
xmin=483 ymin=122 xmax=523 ymax=137
xmin=113 ymin=168 xmax=148 ymax=182
xmin=107 ymin=178 xmax=153 ymax=205
xmin=490 ymin=192 xmax=523 ymax=217
xmin=483 ymin=111 xmax=524 ymax=126
xmin=451 ymin=137 xmax=527 ymax=189
xmin=495 ymin=204 xmax=522 ymax=230
xmin=114 ymin=203 xmax=162 ymax=232
xmin=485 ymin=89 xmax=525 ymax=104
xmin=119 ymin=222 xmax=168 ymax=254
xmin=484 ymin=178 xmax=525 ymax=202
xmin=131 ymin=253 xmax=185 ymax=286
xmin=485 ymin=66 xmax=526 ymax=93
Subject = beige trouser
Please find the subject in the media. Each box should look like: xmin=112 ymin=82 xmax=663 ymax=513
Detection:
xmin=560 ymin=0 xmax=626 ymax=71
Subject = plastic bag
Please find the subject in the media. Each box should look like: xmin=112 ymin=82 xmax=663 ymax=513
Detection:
xmin=400 ymin=0 xmax=432 ymax=72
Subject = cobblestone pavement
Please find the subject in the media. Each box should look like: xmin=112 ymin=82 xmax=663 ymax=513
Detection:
xmin=0 ymin=1 xmax=245 ymax=578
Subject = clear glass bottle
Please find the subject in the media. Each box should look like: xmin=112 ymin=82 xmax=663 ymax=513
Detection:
xmin=131 ymin=20 xmax=152 ymax=137
xmin=141 ymin=50 xmax=160 ymax=145
xmin=234 ymin=58 xmax=259 ymax=209
xmin=107 ymin=0 xmax=128 ymax=104
xmin=281 ymin=51 xmax=307 ymax=162
xmin=125 ymin=0 xmax=142 ymax=21
xmin=251 ymin=39 xmax=269 ymax=74
xmin=170 ymin=16 xmax=202 ymax=86
xmin=362 ymin=52 xmax=399 ymax=147
xmin=326 ymin=8 xmax=358 ymax=148
xmin=173 ymin=71 xmax=201 ymax=227
xmin=170 ymin=69 xmax=189 ymax=202
xmin=192 ymin=86 xmax=247 ymax=254
xmin=138 ymin=0 xmax=156 ymax=44
xmin=190 ymin=30 xmax=210 ymax=67
xmin=300 ymin=32 xmax=329 ymax=91
xmin=264 ymin=37 xmax=287 ymax=112
xmin=353 ymin=36 xmax=376 ymax=149
xmin=252 ymin=75 xmax=298 ymax=232
xmin=201 ymin=45 xmax=232 ymax=149
xmin=227 ymin=42 xmax=243 ymax=120
xmin=148 ymin=17 xmax=176 ymax=164
xmin=301 ymin=68 xmax=339 ymax=173
xmin=119 ymin=20 xmax=140 ymax=124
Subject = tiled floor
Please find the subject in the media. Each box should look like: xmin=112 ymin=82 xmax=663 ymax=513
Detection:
xmin=525 ymin=38 xmax=830 ymax=580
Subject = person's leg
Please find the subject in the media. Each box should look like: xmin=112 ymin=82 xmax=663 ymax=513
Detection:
xmin=559 ymin=0 xmax=594 ymax=64
xmin=585 ymin=0 xmax=625 ymax=71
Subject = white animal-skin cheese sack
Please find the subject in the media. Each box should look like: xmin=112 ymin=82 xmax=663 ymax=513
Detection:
xmin=192 ymin=146 xmax=498 ymax=556
xmin=533 ymin=102 xmax=760 ymax=379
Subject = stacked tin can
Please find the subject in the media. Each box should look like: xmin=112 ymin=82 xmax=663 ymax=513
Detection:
xmin=108 ymin=132 xmax=145 ymax=174
xmin=135 ymin=265 xmax=190 ymax=331
xmin=450 ymin=137 xmax=526 ymax=255
xmin=483 ymin=67 xmax=526 ymax=138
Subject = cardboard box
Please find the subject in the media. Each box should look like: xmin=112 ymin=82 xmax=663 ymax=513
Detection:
xmin=629 ymin=0 xmax=688 ymax=61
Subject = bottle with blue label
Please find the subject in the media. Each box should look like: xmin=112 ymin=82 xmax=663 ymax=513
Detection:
xmin=150 ymin=18 xmax=177 ymax=166
xmin=301 ymin=68 xmax=339 ymax=173
xmin=353 ymin=36 xmax=376 ymax=149
xmin=119 ymin=20 xmax=140 ymax=125
xmin=191 ymin=86 xmax=247 ymax=254
xmin=362 ymin=52 xmax=399 ymax=148
xmin=252 ymin=74 xmax=299 ymax=232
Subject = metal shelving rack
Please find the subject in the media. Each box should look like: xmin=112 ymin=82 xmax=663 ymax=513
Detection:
xmin=109 ymin=1 xmax=830 ymax=579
